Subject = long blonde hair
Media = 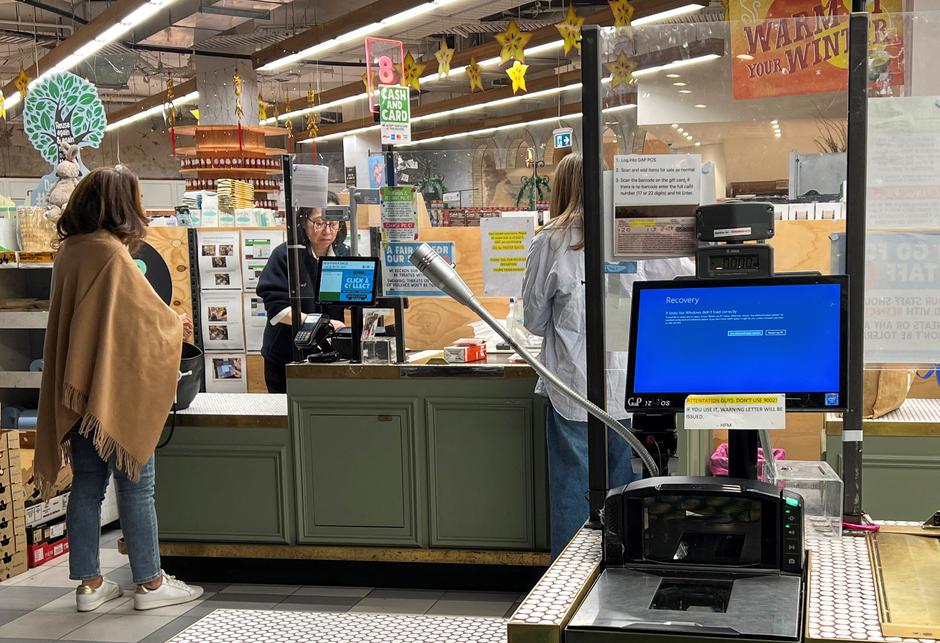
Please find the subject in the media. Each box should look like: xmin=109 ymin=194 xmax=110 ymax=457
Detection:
xmin=544 ymin=152 xmax=584 ymax=250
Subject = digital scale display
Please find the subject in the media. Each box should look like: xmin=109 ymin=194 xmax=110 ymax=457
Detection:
xmin=708 ymin=254 xmax=761 ymax=272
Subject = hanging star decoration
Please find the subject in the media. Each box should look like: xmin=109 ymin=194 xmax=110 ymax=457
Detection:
xmin=496 ymin=20 xmax=532 ymax=64
xmin=399 ymin=51 xmax=426 ymax=92
xmin=190 ymin=108 xmax=200 ymax=124
xmin=164 ymin=78 xmax=177 ymax=127
xmin=306 ymin=88 xmax=319 ymax=140
xmin=258 ymin=95 xmax=267 ymax=121
xmin=233 ymin=72 xmax=244 ymax=123
xmin=506 ymin=60 xmax=528 ymax=94
xmin=609 ymin=0 xmax=635 ymax=30
xmin=0 ymin=92 xmax=5 ymax=121
xmin=361 ymin=71 xmax=374 ymax=93
xmin=606 ymin=51 xmax=637 ymax=88
xmin=284 ymin=94 xmax=293 ymax=139
xmin=466 ymin=56 xmax=484 ymax=93
xmin=434 ymin=38 xmax=455 ymax=79
xmin=722 ymin=0 xmax=730 ymax=21
xmin=15 ymin=66 xmax=31 ymax=99
xmin=555 ymin=5 xmax=585 ymax=55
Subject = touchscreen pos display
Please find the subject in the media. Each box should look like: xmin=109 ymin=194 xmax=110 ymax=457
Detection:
xmin=626 ymin=275 xmax=848 ymax=412
xmin=315 ymin=257 xmax=380 ymax=306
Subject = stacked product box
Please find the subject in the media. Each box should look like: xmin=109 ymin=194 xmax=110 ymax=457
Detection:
xmin=26 ymin=518 xmax=69 ymax=568
xmin=0 ymin=430 xmax=29 ymax=580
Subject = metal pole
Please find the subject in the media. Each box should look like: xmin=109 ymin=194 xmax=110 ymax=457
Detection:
xmin=282 ymin=155 xmax=303 ymax=363
xmin=842 ymin=7 xmax=868 ymax=520
xmin=581 ymin=25 xmax=608 ymax=526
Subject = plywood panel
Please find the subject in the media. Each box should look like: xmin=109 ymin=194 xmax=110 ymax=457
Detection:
xmin=145 ymin=227 xmax=193 ymax=317
xmin=247 ymin=354 xmax=267 ymax=393
xmin=404 ymin=226 xmax=510 ymax=350
xmin=770 ymin=220 xmax=845 ymax=274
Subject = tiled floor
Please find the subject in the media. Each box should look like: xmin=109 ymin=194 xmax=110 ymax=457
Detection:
xmin=0 ymin=528 xmax=523 ymax=642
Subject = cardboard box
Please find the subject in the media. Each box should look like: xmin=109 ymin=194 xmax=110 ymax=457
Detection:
xmin=443 ymin=342 xmax=487 ymax=363
xmin=0 ymin=549 xmax=28 ymax=580
xmin=27 ymin=536 xmax=68 ymax=568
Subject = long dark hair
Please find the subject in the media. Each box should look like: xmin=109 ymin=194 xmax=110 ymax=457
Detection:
xmin=56 ymin=166 xmax=148 ymax=253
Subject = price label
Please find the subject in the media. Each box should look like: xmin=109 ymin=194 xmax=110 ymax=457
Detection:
xmin=684 ymin=394 xmax=786 ymax=431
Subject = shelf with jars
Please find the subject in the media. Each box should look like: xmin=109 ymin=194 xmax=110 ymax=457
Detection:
xmin=175 ymin=124 xmax=287 ymax=209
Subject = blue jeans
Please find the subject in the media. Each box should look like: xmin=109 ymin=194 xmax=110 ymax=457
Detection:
xmin=67 ymin=433 xmax=161 ymax=584
xmin=546 ymin=403 xmax=636 ymax=558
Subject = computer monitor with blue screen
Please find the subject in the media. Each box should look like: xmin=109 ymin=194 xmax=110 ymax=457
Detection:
xmin=625 ymin=276 xmax=848 ymax=412
xmin=314 ymin=257 xmax=380 ymax=306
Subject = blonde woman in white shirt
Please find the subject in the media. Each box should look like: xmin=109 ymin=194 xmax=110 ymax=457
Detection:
xmin=523 ymin=153 xmax=691 ymax=557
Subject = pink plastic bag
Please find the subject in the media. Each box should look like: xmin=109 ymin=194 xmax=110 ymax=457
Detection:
xmin=709 ymin=443 xmax=786 ymax=481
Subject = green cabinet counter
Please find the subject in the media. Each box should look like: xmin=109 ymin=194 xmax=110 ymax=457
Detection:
xmin=154 ymin=357 xmax=550 ymax=562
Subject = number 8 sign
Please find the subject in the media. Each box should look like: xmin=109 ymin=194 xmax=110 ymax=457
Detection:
xmin=365 ymin=37 xmax=405 ymax=113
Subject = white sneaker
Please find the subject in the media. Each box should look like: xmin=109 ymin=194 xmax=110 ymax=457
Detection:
xmin=134 ymin=571 xmax=204 ymax=611
xmin=76 ymin=579 xmax=123 ymax=612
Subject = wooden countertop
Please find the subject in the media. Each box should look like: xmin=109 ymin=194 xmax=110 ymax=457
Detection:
xmin=287 ymin=353 xmax=537 ymax=380
xmin=826 ymin=398 xmax=940 ymax=436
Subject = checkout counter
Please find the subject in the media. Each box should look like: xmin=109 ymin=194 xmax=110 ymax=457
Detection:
xmin=152 ymin=355 xmax=551 ymax=566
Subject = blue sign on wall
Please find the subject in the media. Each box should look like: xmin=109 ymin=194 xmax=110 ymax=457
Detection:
xmin=553 ymin=127 xmax=573 ymax=149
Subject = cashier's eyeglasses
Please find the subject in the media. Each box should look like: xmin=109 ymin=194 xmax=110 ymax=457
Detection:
xmin=309 ymin=220 xmax=339 ymax=231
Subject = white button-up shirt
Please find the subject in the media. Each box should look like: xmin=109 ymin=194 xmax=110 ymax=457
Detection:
xmin=522 ymin=225 xmax=693 ymax=421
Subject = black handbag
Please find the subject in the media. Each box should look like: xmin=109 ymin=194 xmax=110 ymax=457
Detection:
xmin=175 ymin=342 xmax=203 ymax=411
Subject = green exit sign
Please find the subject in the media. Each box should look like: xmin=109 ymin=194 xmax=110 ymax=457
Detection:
xmin=553 ymin=127 xmax=573 ymax=149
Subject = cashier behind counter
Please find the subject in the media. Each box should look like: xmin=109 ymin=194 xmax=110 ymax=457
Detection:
xmin=257 ymin=192 xmax=347 ymax=393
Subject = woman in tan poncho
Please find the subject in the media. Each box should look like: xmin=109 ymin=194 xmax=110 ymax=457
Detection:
xmin=36 ymin=166 xmax=203 ymax=613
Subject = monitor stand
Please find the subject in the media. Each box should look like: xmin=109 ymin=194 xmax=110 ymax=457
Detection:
xmin=728 ymin=429 xmax=759 ymax=480
xmin=631 ymin=413 xmax=676 ymax=478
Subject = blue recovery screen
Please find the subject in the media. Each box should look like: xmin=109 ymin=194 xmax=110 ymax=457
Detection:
xmin=318 ymin=260 xmax=376 ymax=303
xmin=632 ymin=283 xmax=842 ymax=394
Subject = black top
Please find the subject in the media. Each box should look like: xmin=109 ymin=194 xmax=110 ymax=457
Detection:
xmin=256 ymin=242 xmax=348 ymax=366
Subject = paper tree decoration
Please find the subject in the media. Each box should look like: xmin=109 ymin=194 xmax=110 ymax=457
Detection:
xmin=506 ymin=61 xmax=529 ymax=94
xmin=306 ymin=88 xmax=319 ymax=139
xmin=399 ymin=51 xmax=426 ymax=92
xmin=434 ymin=38 xmax=455 ymax=78
xmin=258 ymin=95 xmax=267 ymax=121
xmin=606 ymin=51 xmax=637 ymax=88
xmin=466 ymin=57 xmax=484 ymax=93
xmin=22 ymin=72 xmax=105 ymax=165
xmin=496 ymin=20 xmax=532 ymax=64
xmin=233 ymin=72 xmax=244 ymax=122
xmin=15 ymin=66 xmax=31 ymax=99
xmin=556 ymin=5 xmax=585 ymax=55
xmin=609 ymin=0 xmax=635 ymax=29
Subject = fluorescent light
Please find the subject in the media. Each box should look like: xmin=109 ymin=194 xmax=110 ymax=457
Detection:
xmin=308 ymin=124 xmax=381 ymax=143
xmin=694 ymin=141 xmax=701 ymax=146
xmin=393 ymin=103 xmax=634 ymax=148
xmin=771 ymin=119 xmax=778 ymax=125
xmin=261 ymin=92 xmax=369 ymax=125
xmin=666 ymin=73 xmax=680 ymax=78
xmin=677 ymin=128 xmax=684 ymax=133
xmin=260 ymin=0 xmax=465 ymax=72
xmin=672 ymin=82 xmax=687 ymax=86
xmin=412 ymin=83 xmax=582 ymax=124
xmin=4 ymin=91 xmax=20 ymax=110
xmin=774 ymin=133 xmax=782 ymax=138
xmin=678 ymin=89 xmax=692 ymax=94
xmin=632 ymin=53 xmax=720 ymax=78
xmin=105 ymin=91 xmax=199 ymax=131
xmin=631 ymin=3 xmax=705 ymax=26
xmin=671 ymin=123 xmax=679 ymax=128
xmin=694 ymin=104 xmax=706 ymax=108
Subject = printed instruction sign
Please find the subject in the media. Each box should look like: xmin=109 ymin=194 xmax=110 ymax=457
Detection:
xmin=197 ymin=230 xmax=243 ymax=290
xmin=204 ymin=352 xmax=248 ymax=394
xmin=865 ymin=231 xmax=940 ymax=363
xmin=243 ymin=294 xmax=267 ymax=353
xmin=615 ymin=217 xmax=697 ymax=258
xmin=684 ymin=394 xmax=786 ymax=431
xmin=241 ymin=229 xmax=284 ymax=291
xmin=380 ymin=185 xmax=419 ymax=242
xmin=292 ymin=164 xmax=329 ymax=208
xmin=868 ymin=97 xmax=940 ymax=229
xmin=201 ymin=290 xmax=245 ymax=351
xmin=613 ymin=155 xmax=701 ymax=206
xmin=379 ymin=85 xmax=411 ymax=144
xmin=383 ymin=241 xmax=455 ymax=297
xmin=481 ymin=215 xmax=535 ymax=297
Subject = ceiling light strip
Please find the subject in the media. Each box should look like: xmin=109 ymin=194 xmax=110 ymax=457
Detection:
xmin=258 ymin=0 xmax=462 ymax=72
xmin=630 ymin=3 xmax=704 ymax=26
xmin=105 ymin=91 xmax=199 ymax=131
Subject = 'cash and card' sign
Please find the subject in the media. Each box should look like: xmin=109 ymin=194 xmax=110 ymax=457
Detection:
xmin=379 ymin=85 xmax=411 ymax=144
